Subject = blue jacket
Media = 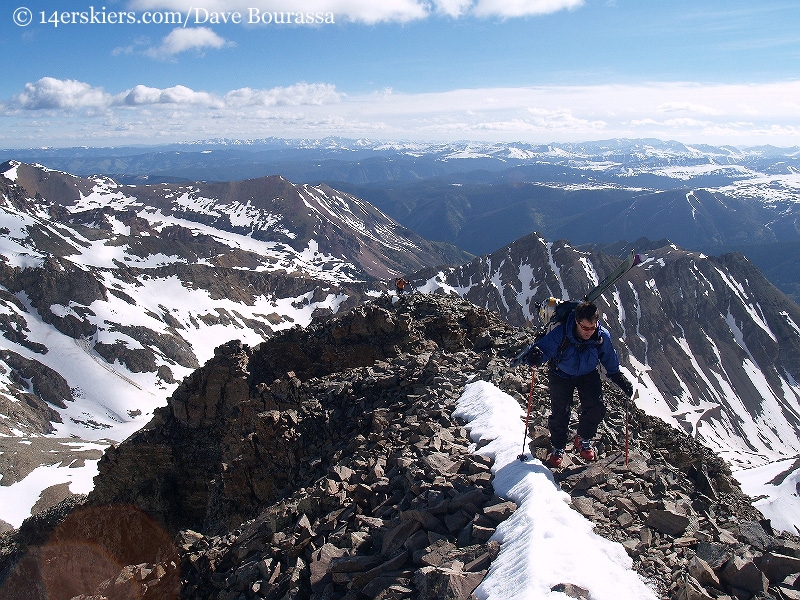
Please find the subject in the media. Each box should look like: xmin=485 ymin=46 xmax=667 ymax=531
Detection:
xmin=530 ymin=312 xmax=621 ymax=378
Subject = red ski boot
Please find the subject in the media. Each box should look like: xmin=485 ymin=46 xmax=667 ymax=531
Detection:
xmin=546 ymin=448 xmax=565 ymax=467
xmin=573 ymin=435 xmax=596 ymax=461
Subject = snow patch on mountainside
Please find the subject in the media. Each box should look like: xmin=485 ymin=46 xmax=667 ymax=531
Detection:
xmin=734 ymin=458 xmax=800 ymax=535
xmin=714 ymin=170 xmax=800 ymax=206
xmin=0 ymin=456 xmax=100 ymax=528
xmin=652 ymin=164 xmax=755 ymax=180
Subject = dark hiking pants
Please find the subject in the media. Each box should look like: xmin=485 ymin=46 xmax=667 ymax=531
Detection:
xmin=547 ymin=368 xmax=605 ymax=450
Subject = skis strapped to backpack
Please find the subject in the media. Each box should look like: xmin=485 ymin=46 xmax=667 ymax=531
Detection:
xmin=534 ymin=250 xmax=641 ymax=340
xmin=585 ymin=250 xmax=641 ymax=303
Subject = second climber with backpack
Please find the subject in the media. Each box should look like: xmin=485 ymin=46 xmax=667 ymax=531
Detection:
xmin=511 ymin=300 xmax=633 ymax=468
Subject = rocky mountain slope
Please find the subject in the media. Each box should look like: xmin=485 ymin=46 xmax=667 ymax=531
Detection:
xmin=2 ymin=160 xmax=468 ymax=281
xmin=412 ymin=235 xmax=800 ymax=474
xmin=9 ymin=138 xmax=800 ymax=260
xmin=0 ymin=161 xmax=466 ymax=530
xmin=0 ymin=293 xmax=798 ymax=600
xmin=0 ymin=158 xmax=457 ymax=423
xmin=336 ymin=182 xmax=795 ymax=259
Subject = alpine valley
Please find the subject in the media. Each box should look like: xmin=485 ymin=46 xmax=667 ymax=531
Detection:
xmin=0 ymin=138 xmax=799 ymax=596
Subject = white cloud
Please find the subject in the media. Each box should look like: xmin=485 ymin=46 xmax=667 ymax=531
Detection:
xmin=5 ymin=78 xmax=340 ymax=113
xmin=526 ymin=106 xmax=607 ymax=130
xmin=112 ymin=28 xmax=233 ymax=59
xmin=471 ymin=0 xmax=584 ymax=18
xmin=432 ymin=0 xmax=474 ymax=18
xmin=658 ymin=101 xmax=721 ymax=115
xmin=145 ymin=27 xmax=233 ymax=58
xmin=4 ymin=79 xmax=800 ymax=147
xmin=223 ymin=83 xmax=342 ymax=107
xmin=661 ymin=117 xmax=714 ymax=127
xmin=127 ymin=0 xmax=582 ymax=22
xmin=118 ymin=85 xmax=166 ymax=105
xmin=10 ymin=77 xmax=111 ymax=110
xmin=118 ymin=84 xmax=225 ymax=107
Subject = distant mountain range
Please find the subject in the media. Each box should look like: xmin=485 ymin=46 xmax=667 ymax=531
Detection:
xmin=6 ymin=137 xmax=800 ymax=191
xmin=1 ymin=157 xmax=799 ymax=535
xmin=5 ymin=137 xmax=799 ymax=301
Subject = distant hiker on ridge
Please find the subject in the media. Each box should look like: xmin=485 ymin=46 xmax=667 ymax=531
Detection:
xmin=511 ymin=300 xmax=633 ymax=467
xmin=395 ymin=277 xmax=411 ymax=294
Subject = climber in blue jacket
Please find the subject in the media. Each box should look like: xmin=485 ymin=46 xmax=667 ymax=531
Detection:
xmin=512 ymin=301 xmax=633 ymax=467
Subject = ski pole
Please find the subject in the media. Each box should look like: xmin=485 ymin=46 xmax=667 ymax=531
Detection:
xmin=625 ymin=372 xmax=645 ymax=466
xmin=625 ymin=382 xmax=642 ymax=466
xmin=625 ymin=393 xmax=629 ymax=467
xmin=518 ymin=367 xmax=536 ymax=461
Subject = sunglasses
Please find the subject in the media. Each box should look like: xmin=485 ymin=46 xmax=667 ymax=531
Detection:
xmin=578 ymin=321 xmax=598 ymax=332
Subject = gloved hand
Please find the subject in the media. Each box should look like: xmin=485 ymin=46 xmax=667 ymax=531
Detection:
xmin=510 ymin=345 xmax=542 ymax=368
xmin=610 ymin=372 xmax=633 ymax=398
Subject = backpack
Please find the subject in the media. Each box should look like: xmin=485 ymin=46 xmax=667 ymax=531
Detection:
xmin=536 ymin=297 xmax=578 ymax=337
xmin=533 ymin=297 xmax=578 ymax=365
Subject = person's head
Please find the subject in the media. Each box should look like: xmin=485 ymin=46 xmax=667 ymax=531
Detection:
xmin=574 ymin=301 xmax=599 ymax=340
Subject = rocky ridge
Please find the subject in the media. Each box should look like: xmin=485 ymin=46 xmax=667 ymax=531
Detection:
xmin=0 ymin=293 xmax=799 ymax=600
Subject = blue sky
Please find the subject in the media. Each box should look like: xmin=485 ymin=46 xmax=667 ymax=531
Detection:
xmin=2 ymin=0 xmax=800 ymax=148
